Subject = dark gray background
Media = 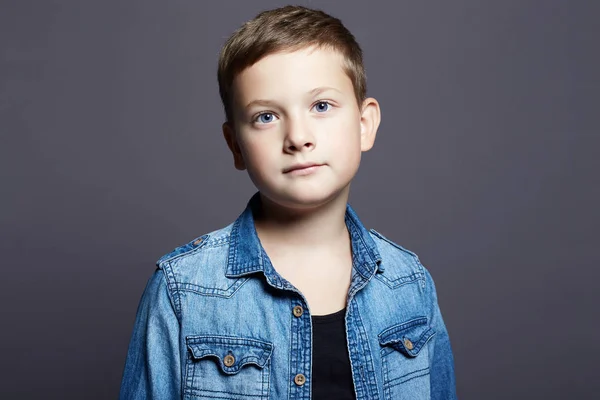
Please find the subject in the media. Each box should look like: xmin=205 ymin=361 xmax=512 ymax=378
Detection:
xmin=1 ymin=0 xmax=598 ymax=399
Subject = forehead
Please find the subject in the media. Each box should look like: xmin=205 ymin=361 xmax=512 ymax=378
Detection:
xmin=231 ymin=46 xmax=353 ymax=106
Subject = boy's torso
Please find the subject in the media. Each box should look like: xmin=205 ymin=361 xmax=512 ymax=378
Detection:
xmin=154 ymin=192 xmax=443 ymax=400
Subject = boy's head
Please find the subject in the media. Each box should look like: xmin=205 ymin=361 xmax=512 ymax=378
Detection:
xmin=218 ymin=5 xmax=366 ymax=123
xmin=219 ymin=6 xmax=380 ymax=209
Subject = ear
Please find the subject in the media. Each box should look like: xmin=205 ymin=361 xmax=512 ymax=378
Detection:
xmin=222 ymin=121 xmax=247 ymax=170
xmin=359 ymin=97 xmax=381 ymax=152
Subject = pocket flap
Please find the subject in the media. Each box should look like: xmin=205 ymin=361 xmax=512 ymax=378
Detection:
xmin=378 ymin=317 xmax=435 ymax=357
xmin=186 ymin=335 xmax=273 ymax=374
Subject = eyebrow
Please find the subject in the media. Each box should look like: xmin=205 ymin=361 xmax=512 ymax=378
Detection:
xmin=243 ymin=86 xmax=343 ymax=111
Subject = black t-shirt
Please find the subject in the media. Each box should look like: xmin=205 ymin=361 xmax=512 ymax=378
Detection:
xmin=311 ymin=308 xmax=356 ymax=399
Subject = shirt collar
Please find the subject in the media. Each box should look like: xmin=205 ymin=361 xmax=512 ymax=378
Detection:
xmin=225 ymin=192 xmax=383 ymax=281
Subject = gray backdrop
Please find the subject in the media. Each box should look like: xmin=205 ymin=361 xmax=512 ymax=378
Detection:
xmin=1 ymin=0 xmax=598 ymax=399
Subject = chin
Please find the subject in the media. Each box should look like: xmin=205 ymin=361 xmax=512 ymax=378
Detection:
xmin=262 ymin=184 xmax=349 ymax=210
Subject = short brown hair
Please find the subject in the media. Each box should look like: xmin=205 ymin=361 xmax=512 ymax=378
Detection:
xmin=217 ymin=5 xmax=366 ymax=122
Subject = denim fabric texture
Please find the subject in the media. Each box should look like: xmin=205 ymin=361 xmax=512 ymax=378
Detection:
xmin=119 ymin=192 xmax=457 ymax=399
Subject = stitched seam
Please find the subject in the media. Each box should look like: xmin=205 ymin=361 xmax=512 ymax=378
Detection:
xmin=381 ymin=348 xmax=390 ymax=399
xmin=369 ymin=230 xmax=427 ymax=288
xmin=185 ymin=386 xmax=265 ymax=397
xmin=158 ymin=239 xmax=208 ymax=265
xmin=225 ymin=269 xmax=261 ymax=277
xmin=263 ymin=357 xmax=270 ymax=399
xmin=344 ymin=300 xmax=360 ymax=399
xmin=202 ymin=236 xmax=230 ymax=248
xmin=161 ymin=261 xmax=182 ymax=320
xmin=369 ymin=229 xmax=418 ymax=259
xmin=179 ymin=282 xmax=241 ymax=292
xmin=187 ymin=353 xmax=264 ymax=369
xmin=352 ymin=300 xmax=381 ymax=399
xmin=186 ymin=335 xmax=273 ymax=348
xmin=186 ymin=352 xmax=195 ymax=396
xmin=288 ymin=297 xmax=293 ymax=400
xmin=374 ymin=272 xmax=423 ymax=289
xmin=385 ymin=368 xmax=431 ymax=388
xmin=227 ymin=218 xmax=240 ymax=275
xmin=379 ymin=317 xmax=428 ymax=343
xmin=415 ymin=258 xmax=426 ymax=289
xmin=178 ymin=278 xmax=248 ymax=298
xmin=399 ymin=369 xmax=430 ymax=385
xmin=346 ymin=214 xmax=381 ymax=265
xmin=158 ymin=229 xmax=235 ymax=264
xmin=346 ymin=220 xmax=374 ymax=280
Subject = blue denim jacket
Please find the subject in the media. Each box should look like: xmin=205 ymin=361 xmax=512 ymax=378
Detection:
xmin=120 ymin=192 xmax=457 ymax=399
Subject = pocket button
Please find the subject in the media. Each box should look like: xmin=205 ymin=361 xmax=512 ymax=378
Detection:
xmin=223 ymin=354 xmax=235 ymax=367
xmin=403 ymin=338 xmax=414 ymax=350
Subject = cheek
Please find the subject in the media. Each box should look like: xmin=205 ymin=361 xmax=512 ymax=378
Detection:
xmin=326 ymin=117 xmax=362 ymax=154
xmin=241 ymin=137 xmax=278 ymax=170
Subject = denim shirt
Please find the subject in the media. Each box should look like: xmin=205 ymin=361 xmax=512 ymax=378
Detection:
xmin=119 ymin=192 xmax=457 ymax=400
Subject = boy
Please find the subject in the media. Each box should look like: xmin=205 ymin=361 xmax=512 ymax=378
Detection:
xmin=120 ymin=5 xmax=456 ymax=400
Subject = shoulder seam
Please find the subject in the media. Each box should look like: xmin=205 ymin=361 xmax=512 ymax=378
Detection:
xmin=369 ymin=228 xmax=426 ymax=286
xmin=369 ymin=228 xmax=419 ymax=259
xmin=156 ymin=226 xmax=235 ymax=267
xmin=156 ymin=234 xmax=212 ymax=267
xmin=160 ymin=260 xmax=183 ymax=320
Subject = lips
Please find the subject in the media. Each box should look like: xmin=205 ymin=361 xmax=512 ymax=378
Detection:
xmin=283 ymin=162 xmax=323 ymax=173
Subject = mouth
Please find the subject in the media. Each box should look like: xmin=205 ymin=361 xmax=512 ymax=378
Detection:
xmin=283 ymin=163 xmax=324 ymax=173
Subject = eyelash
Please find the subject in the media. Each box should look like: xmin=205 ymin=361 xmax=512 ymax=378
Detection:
xmin=252 ymin=100 xmax=333 ymax=124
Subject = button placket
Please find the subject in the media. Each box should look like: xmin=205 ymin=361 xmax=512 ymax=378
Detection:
xmin=289 ymin=298 xmax=310 ymax=396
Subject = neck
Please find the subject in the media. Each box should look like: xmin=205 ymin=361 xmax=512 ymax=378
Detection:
xmin=253 ymin=188 xmax=351 ymax=250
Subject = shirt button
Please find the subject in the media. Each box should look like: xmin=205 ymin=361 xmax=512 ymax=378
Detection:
xmin=193 ymin=238 xmax=203 ymax=245
xmin=293 ymin=305 xmax=304 ymax=317
xmin=223 ymin=354 xmax=235 ymax=367
xmin=294 ymin=373 xmax=306 ymax=386
xmin=404 ymin=338 xmax=414 ymax=350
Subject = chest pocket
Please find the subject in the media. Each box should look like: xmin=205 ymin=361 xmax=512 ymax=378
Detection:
xmin=378 ymin=317 xmax=435 ymax=400
xmin=184 ymin=335 xmax=273 ymax=400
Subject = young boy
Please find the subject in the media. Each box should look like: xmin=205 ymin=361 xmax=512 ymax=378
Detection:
xmin=120 ymin=5 xmax=456 ymax=400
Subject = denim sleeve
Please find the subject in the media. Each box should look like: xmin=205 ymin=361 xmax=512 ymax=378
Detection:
xmin=423 ymin=266 xmax=458 ymax=399
xmin=119 ymin=269 xmax=181 ymax=400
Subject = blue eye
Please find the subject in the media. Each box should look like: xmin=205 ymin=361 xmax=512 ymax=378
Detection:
xmin=313 ymin=101 xmax=331 ymax=113
xmin=255 ymin=113 xmax=277 ymax=124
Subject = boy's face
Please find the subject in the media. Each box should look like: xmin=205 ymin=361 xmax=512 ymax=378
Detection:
xmin=223 ymin=46 xmax=380 ymax=209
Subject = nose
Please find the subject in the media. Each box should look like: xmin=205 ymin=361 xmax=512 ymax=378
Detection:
xmin=283 ymin=115 xmax=315 ymax=153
